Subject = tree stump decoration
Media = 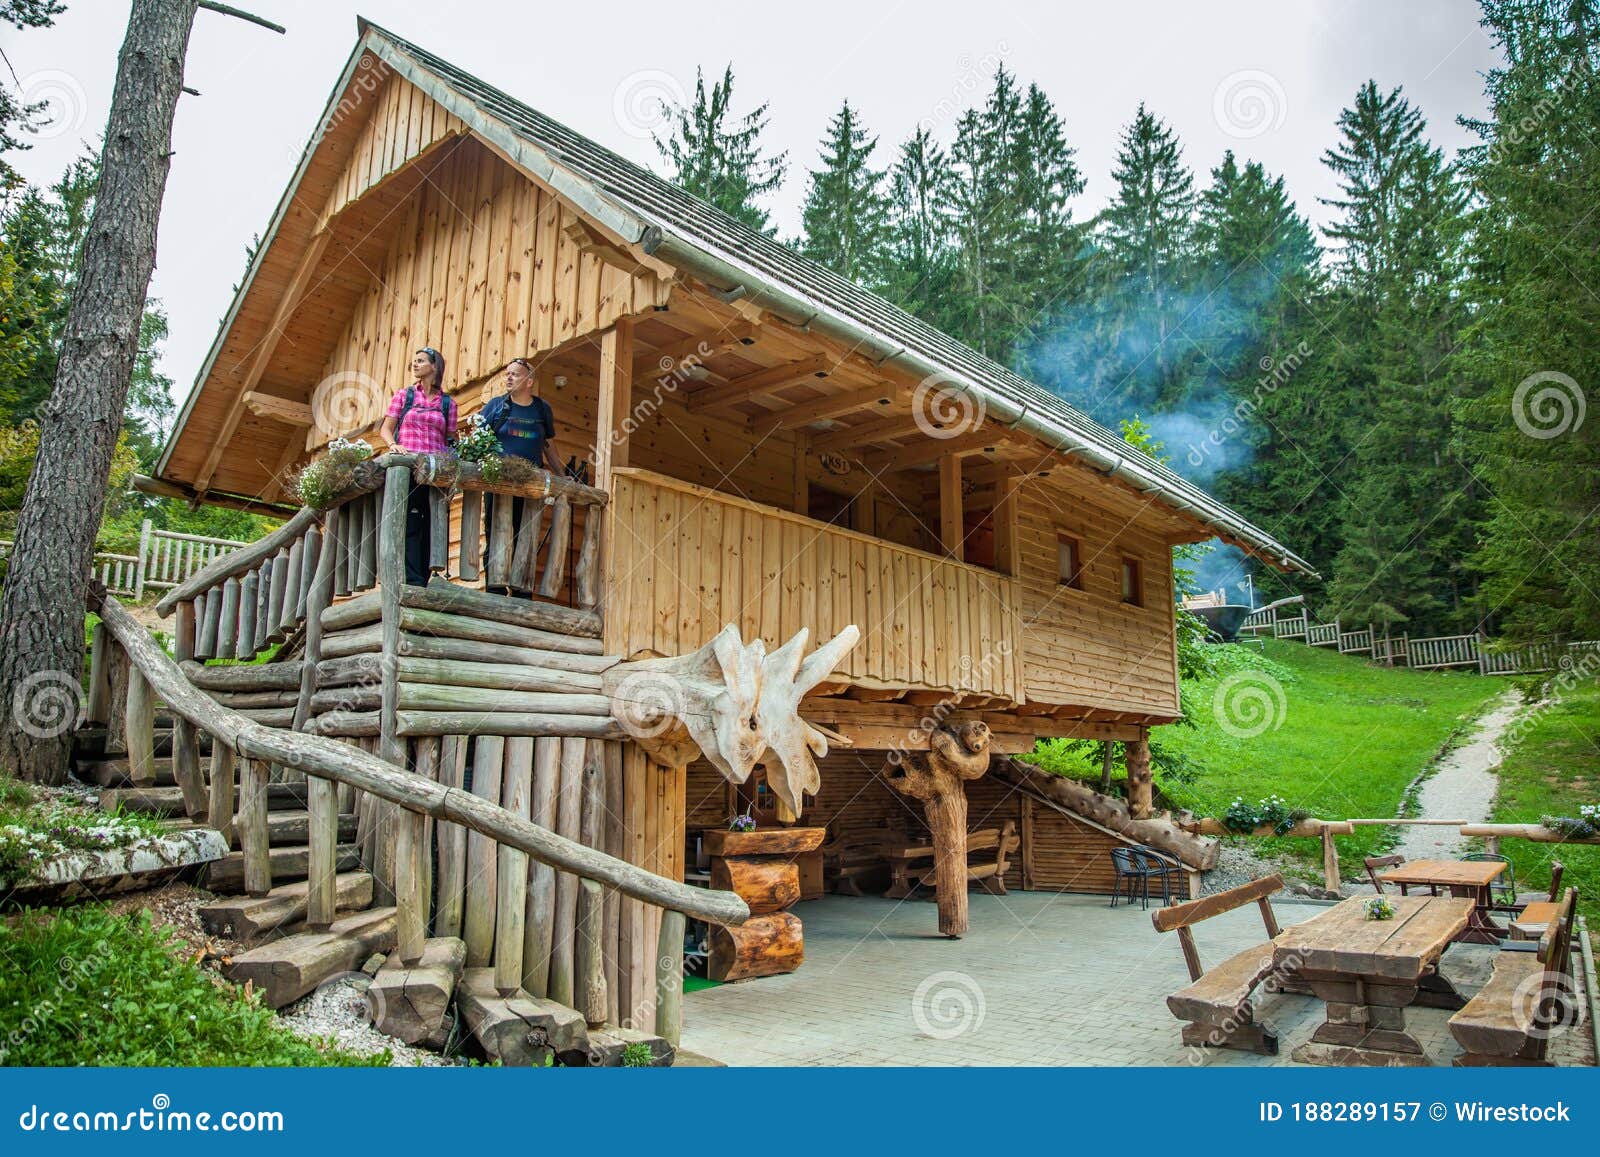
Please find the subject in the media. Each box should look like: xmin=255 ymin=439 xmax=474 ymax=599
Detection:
xmin=882 ymin=720 xmax=993 ymax=937
xmin=1126 ymin=731 xmax=1153 ymax=820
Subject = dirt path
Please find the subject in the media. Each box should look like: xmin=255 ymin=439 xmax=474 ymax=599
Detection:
xmin=1392 ymin=689 xmax=1522 ymax=862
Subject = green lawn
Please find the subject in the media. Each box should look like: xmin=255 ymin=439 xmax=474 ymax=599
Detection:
xmin=1487 ymin=681 xmax=1600 ymax=923
xmin=1031 ymin=640 xmax=1505 ymax=875
xmin=0 ymin=905 xmax=385 ymax=1067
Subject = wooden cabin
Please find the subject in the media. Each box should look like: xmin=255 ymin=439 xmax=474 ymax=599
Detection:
xmin=141 ymin=20 xmax=1312 ymax=1042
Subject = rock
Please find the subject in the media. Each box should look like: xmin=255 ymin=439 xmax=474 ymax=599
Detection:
xmin=362 ymin=953 xmax=386 ymax=976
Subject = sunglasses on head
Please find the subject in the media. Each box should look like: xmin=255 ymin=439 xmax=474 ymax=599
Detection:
xmin=420 ymin=348 xmax=440 ymax=364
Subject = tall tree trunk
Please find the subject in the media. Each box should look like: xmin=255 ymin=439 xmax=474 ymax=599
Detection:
xmin=0 ymin=0 xmax=199 ymax=784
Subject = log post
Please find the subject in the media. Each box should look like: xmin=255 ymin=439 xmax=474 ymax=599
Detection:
xmin=938 ymin=452 xmax=963 ymax=560
xmin=883 ymin=721 xmax=993 ymax=937
xmin=170 ymin=600 xmax=205 ymax=817
xmin=294 ymin=512 xmax=338 ymax=734
xmin=433 ymin=734 xmax=468 ymax=937
xmin=393 ymin=807 xmax=426 ymax=965
xmin=522 ymin=736 xmax=561 ymax=997
xmin=494 ymin=736 xmax=534 ymax=994
xmin=125 ymin=666 xmax=156 ymax=787
xmin=1321 ymin=826 xmax=1341 ymax=892
xmin=86 ymin=620 xmax=111 ymax=725
xmin=655 ymin=908 xmax=685 ymax=1046
xmin=208 ymin=743 xmax=236 ymax=843
xmin=575 ymin=742 xmax=607 ymax=1024
xmin=306 ymin=772 xmax=339 ymax=930
xmin=238 ymin=758 xmax=271 ymax=898
xmin=1126 ymin=729 xmax=1153 ymax=820
xmin=463 ymin=735 xmax=504 ymax=966
xmin=548 ymin=736 xmax=586 ymax=1006
xmin=373 ymin=466 xmax=411 ymax=907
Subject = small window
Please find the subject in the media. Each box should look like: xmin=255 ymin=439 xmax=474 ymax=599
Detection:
xmin=1121 ymin=557 xmax=1144 ymax=607
xmin=1057 ymin=535 xmax=1083 ymax=589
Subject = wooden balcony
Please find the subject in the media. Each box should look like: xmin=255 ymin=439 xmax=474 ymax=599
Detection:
xmin=605 ymin=469 xmax=1022 ymax=702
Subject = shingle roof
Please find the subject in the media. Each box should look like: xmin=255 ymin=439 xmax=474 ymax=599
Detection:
xmin=359 ymin=20 xmax=1314 ymax=576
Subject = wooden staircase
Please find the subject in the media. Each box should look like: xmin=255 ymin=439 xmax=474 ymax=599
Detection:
xmin=73 ymin=716 xmax=676 ymax=1066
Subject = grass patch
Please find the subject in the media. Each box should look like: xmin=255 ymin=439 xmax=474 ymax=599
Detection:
xmin=1487 ymin=681 xmax=1600 ymax=924
xmin=0 ymin=905 xmax=385 ymax=1066
xmin=1030 ymin=640 xmax=1504 ymax=876
xmin=0 ymin=781 xmax=169 ymax=884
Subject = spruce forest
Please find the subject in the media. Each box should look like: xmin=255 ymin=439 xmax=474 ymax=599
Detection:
xmin=654 ymin=0 xmax=1599 ymax=645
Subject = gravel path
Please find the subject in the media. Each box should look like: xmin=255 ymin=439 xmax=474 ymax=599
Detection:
xmin=1392 ymin=689 xmax=1522 ymax=862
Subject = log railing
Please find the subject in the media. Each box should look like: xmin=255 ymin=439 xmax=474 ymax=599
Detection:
xmin=90 ymin=588 xmax=745 ymax=1039
xmin=606 ymin=467 xmax=1022 ymax=701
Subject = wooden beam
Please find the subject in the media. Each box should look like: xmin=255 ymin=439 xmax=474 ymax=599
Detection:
xmin=594 ymin=319 xmax=634 ymax=492
xmin=632 ymin=319 xmax=758 ymax=382
xmin=808 ymin=411 xmax=925 ymax=455
xmin=865 ymin=429 xmax=1000 ymax=474
xmin=197 ymin=227 xmax=335 ymax=491
xmin=939 ymin=453 xmax=963 ymax=560
xmin=750 ymin=382 xmax=901 ymax=435
xmin=243 ymin=391 xmax=313 ymax=427
xmin=562 ymin=218 xmax=675 ymax=281
xmin=684 ymin=354 xmax=831 ymax=414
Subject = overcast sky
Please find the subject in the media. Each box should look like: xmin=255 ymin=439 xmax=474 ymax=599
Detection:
xmin=4 ymin=0 xmax=1499 ymax=408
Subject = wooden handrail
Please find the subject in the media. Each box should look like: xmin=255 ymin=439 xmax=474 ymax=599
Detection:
xmin=155 ymin=506 xmax=323 ymax=616
xmin=92 ymin=587 xmax=749 ymax=928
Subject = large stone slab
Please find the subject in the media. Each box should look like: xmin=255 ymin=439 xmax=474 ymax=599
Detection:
xmin=1 ymin=828 xmax=230 ymax=906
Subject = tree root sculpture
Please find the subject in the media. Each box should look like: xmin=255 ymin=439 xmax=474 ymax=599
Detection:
xmin=883 ymin=720 xmax=993 ymax=937
xmin=605 ymin=624 xmax=860 ymax=817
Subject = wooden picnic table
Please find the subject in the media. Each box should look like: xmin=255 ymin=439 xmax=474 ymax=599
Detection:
xmin=1274 ymin=895 xmax=1473 ymax=1066
xmin=1379 ymin=859 xmax=1507 ymax=944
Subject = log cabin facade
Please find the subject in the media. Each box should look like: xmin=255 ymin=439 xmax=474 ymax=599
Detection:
xmin=140 ymin=20 xmax=1312 ymax=1042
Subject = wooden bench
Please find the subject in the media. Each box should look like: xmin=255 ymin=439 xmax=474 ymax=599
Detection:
xmin=884 ymin=821 xmax=1019 ymax=900
xmin=1508 ymin=861 xmax=1564 ymax=939
xmin=1450 ymin=886 xmax=1579 ymax=1066
xmin=1152 ymin=873 xmax=1299 ymax=1055
xmin=820 ymin=823 xmax=906 ymax=896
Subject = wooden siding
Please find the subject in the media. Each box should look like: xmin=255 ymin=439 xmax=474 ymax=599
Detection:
xmin=605 ymin=468 xmax=1022 ymax=701
xmin=307 ymin=138 xmax=670 ymax=447
xmin=1021 ymin=796 xmax=1191 ymax=899
xmin=1014 ymin=470 xmax=1182 ymax=716
xmin=320 ymin=74 xmax=466 ymax=226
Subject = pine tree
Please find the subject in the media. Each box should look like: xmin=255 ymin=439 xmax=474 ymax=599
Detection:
xmin=1317 ymin=83 xmax=1474 ymax=632
xmin=881 ymin=126 xmax=957 ymax=328
xmin=798 ymin=101 xmax=890 ymax=286
xmin=1457 ymin=0 xmax=1600 ymax=641
xmin=653 ymin=64 xmax=787 ymax=233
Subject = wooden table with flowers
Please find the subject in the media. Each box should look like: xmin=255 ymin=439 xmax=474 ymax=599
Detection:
xmin=1274 ymin=894 xmax=1473 ymax=1066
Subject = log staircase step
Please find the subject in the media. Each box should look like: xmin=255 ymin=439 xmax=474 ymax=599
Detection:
xmin=455 ymin=967 xmax=589 ymax=1066
xmin=225 ymin=906 xmax=396 ymax=1009
xmin=200 ymin=843 xmax=362 ymax=892
xmin=368 ymin=937 xmax=467 ymax=1046
xmin=100 ymin=783 xmax=308 ymax=817
xmin=198 ymin=872 xmax=374 ymax=942
xmin=77 ymin=756 xmax=178 ymax=788
xmin=166 ymin=810 xmax=359 ymax=847
xmin=569 ymin=1024 xmax=676 ymax=1067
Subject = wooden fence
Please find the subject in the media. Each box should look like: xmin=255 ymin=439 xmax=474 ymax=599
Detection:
xmin=1 ymin=540 xmax=143 ymax=597
xmin=1 ymin=521 xmax=250 ymax=602
xmin=1240 ymin=602 xmax=1599 ymax=677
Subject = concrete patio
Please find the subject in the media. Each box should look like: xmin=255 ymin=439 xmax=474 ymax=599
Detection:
xmin=681 ymin=892 xmax=1595 ymax=1067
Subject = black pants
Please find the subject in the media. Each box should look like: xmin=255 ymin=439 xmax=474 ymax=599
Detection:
xmin=405 ymin=479 xmax=432 ymax=586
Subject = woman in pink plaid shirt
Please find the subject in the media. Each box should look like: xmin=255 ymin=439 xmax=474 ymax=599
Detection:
xmin=379 ymin=347 xmax=457 ymax=584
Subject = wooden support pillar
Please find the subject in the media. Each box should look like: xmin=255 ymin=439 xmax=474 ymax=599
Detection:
xmin=992 ymin=464 xmax=1022 ymax=577
xmin=791 ymin=432 xmax=808 ymax=515
xmin=170 ymin=601 xmax=206 ymax=818
xmin=939 ymin=452 xmax=963 ymax=560
xmin=1321 ymin=826 xmax=1342 ymax=892
xmin=1126 ymin=729 xmax=1153 ymax=820
xmin=883 ymin=722 xmax=993 ymax=937
xmin=125 ymin=668 xmax=156 ymax=787
xmin=594 ymin=317 xmax=634 ymax=493
xmin=655 ymin=909 xmax=685 ymax=1047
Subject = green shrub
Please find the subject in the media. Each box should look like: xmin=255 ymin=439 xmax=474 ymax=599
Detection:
xmin=0 ymin=906 xmax=386 ymax=1067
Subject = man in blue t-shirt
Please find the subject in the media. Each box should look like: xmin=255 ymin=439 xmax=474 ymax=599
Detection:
xmin=480 ymin=357 xmax=565 ymax=596
xmin=480 ymin=357 xmax=563 ymax=472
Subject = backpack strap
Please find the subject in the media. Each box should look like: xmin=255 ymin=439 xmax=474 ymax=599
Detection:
xmin=396 ymin=386 xmax=450 ymax=433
